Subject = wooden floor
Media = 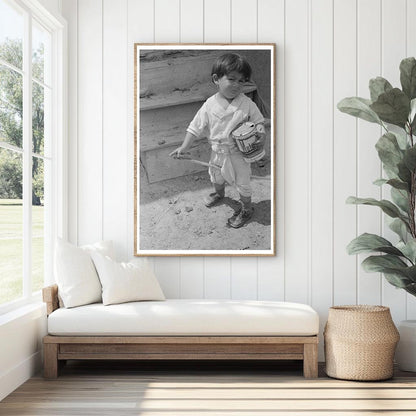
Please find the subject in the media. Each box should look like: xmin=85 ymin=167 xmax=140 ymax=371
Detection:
xmin=1 ymin=360 xmax=416 ymax=415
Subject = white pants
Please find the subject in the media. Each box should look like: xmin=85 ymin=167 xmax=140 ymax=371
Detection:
xmin=208 ymin=149 xmax=252 ymax=197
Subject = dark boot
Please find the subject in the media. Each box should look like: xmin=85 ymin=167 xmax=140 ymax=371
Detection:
xmin=227 ymin=196 xmax=253 ymax=228
xmin=204 ymin=184 xmax=225 ymax=207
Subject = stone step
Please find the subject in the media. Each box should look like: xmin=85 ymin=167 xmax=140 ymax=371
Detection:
xmin=139 ymin=115 xmax=211 ymax=183
xmin=140 ymin=82 xmax=216 ymax=111
xmin=139 ymin=101 xmax=202 ymax=138
xmin=140 ymin=140 xmax=211 ymax=184
xmin=139 ymin=50 xmax=219 ymax=100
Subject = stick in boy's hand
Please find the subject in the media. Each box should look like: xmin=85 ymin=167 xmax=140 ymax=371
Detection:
xmin=169 ymin=147 xmax=183 ymax=158
xmin=169 ymin=147 xmax=191 ymax=159
xmin=169 ymin=132 xmax=198 ymax=158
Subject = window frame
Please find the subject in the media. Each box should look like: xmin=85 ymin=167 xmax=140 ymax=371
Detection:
xmin=0 ymin=0 xmax=67 ymax=315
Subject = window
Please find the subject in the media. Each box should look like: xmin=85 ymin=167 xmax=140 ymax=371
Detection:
xmin=0 ymin=0 xmax=66 ymax=312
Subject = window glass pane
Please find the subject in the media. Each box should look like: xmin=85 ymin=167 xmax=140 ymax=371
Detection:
xmin=32 ymin=156 xmax=43 ymax=293
xmin=0 ymin=65 xmax=23 ymax=148
xmin=0 ymin=147 xmax=23 ymax=305
xmin=32 ymin=20 xmax=51 ymax=85
xmin=0 ymin=0 xmax=24 ymax=70
xmin=32 ymin=81 xmax=44 ymax=155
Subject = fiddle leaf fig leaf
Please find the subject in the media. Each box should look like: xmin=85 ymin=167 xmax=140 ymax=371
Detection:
xmin=403 ymin=146 xmax=416 ymax=172
xmin=387 ymin=178 xmax=410 ymax=191
xmin=383 ymin=271 xmax=412 ymax=288
xmin=410 ymin=98 xmax=416 ymax=124
xmin=400 ymin=57 xmax=416 ymax=100
xmin=372 ymin=178 xmax=409 ymax=191
xmin=362 ymin=254 xmax=408 ymax=272
xmin=404 ymin=283 xmax=416 ymax=296
xmin=403 ymin=265 xmax=416 ymax=282
xmin=391 ymin=187 xmax=410 ymax=214
xmin=394 ymin=130 xmax=409 ymax=150
xmin=370 ymin=88 xmax=410 ymax=128
xmin=411 ymin=100 xmax=416 ymax=132
xmin=373 ymin=178 xmax=388 ymax=186
xmin=369 ymin=77 xmax=393 ymax=102
xmin=397 ymin=240 xmax=416 ymax=264
xmin=397 ymin=161 xmax=412 ymax=185
xmin=384 ymin=166 xmax=400 ymax=180
xmin=389 ymin=217 xmax=410 ymax=241
xmin=375 ymin=132 xmax=404 ymax=173
xmin=346 ymin=196 xmax=405 ymax=219
xmin=347 ymin=233 xmax=404 ymax=256
xmin=337 ymin=97 xmax=383 ymax=125
xmin=361 ymin=255 xmax=416 ymax=287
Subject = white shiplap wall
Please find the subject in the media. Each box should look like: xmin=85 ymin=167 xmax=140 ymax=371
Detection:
xmin=61 ymin=0 xmax=416 ymax=356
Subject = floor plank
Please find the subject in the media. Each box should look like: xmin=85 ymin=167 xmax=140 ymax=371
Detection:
xmin=1 ymin=361 xmax=416 ymax=415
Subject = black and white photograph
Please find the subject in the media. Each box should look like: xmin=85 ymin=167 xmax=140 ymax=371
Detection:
xmin=134 ymin=44 xmax=275 ymax=256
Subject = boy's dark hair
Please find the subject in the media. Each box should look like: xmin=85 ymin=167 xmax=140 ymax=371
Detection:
xmin=211 ymin=53 xmax=252 ymax=81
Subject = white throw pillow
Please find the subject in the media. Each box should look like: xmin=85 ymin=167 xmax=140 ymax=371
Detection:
xmin=54 ymin=239 xmax=114 ymax=308
xmin=90 ymin=252 xmax=165 ymax=306
xmin=81 ymin=240 xmax=115 ymax=259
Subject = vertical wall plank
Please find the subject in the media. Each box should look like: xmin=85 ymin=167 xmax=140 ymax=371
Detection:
xmin=333 ymin=0 xmax=357 ymax=305
xmin=127 ymin=0 xmax=154 ymax=260
xmin=204 ymin=0 xmax=231 ymax=42
xmin=154 ymin=258 xmax=181 ymax=298
xmin=180 ymin=258 xmax=204 ymax=298
xmin=310 ymin=0 xmax=333 ymax=359
xmin=231 ymin=258 xmax=258 ymax=299
xmin=205 ymin=258 xmax=231 ymax=298
xmin=229 ymin=0 xmax=258 ymax=300
xmin=152 ymin=0 xmax=181 ymax=296
xmin=257 ymin=0 xmax=285 ymax=301
xmin=203 ymin=0 xmax=232 ymax=297
xmin=127 ymin=0 xmax=154 ymax=43
xmin=381 ymin=0 xmax=407 ymax=323
xmin=178 ymin=0 xmax=205 ymax=298
xmin=407 ymin=0 xmax=416 ymax=319
xmin=284 ymin=0 xmax=309 ymax=303
xmin=180 ymin=0 xmax=203 ymax=43
xmin=407 ymin=0 xmax=416 ymax=58
xmin=155 ymin=0 xmax=180 ymax=42
xmin=356 ymin=0 xmax=382 ymax=305
xmin=230 ymin=0 xmax=257 ymax=42
xmin=77 ymin=0 xmax=103 ymax=245
xmin=103 ymin=0 xmax=128 ymax=260
xmin=61 ymin=0 xmax=78 ymax=245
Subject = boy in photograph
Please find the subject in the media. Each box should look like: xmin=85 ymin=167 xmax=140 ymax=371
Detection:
xmin=170 ymin=53 xmax=266 ymax=228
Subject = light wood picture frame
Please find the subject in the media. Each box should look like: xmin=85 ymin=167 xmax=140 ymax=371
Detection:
xmin=134 ymin=44 xmax=276 ymax=256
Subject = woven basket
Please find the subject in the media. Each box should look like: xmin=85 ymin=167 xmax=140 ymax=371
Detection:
xmin=324 ymin=305 xmax=399 ymax=381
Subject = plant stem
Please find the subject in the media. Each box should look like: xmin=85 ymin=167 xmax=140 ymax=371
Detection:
xmin=409 ymin=123 xmax=416 ymax=238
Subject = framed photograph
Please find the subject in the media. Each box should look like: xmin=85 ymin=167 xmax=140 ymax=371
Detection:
xmin=134 ymin=44 xmax=275 ymax=256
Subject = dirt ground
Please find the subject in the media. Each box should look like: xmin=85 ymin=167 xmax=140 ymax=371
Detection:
xmin=138 ymin=158 xmax=272 ymax=252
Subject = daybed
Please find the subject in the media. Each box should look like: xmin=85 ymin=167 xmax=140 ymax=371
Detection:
xmin=42 ymin=285 xmax=320 ymax=379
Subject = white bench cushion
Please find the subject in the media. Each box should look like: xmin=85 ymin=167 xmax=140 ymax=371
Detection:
xmin=47 ymin=299 xmax=319 ymax=336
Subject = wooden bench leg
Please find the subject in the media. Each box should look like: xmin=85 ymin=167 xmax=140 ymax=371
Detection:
xmin=303 ymin=343 xmax=318 ymax=379
xmin=44 ymin=343 xmax=59 ymax=379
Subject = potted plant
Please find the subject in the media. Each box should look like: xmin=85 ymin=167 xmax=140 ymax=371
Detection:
xmin=337 ymin=57 xmax=416 ymax=372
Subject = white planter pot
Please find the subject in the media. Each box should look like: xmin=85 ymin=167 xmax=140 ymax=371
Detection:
xmin=395 ymin=320 xmax=416 ymax=372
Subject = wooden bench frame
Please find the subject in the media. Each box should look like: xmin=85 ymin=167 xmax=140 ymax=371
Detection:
xmin=43 ymin=285 xmax=319 ymax=379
